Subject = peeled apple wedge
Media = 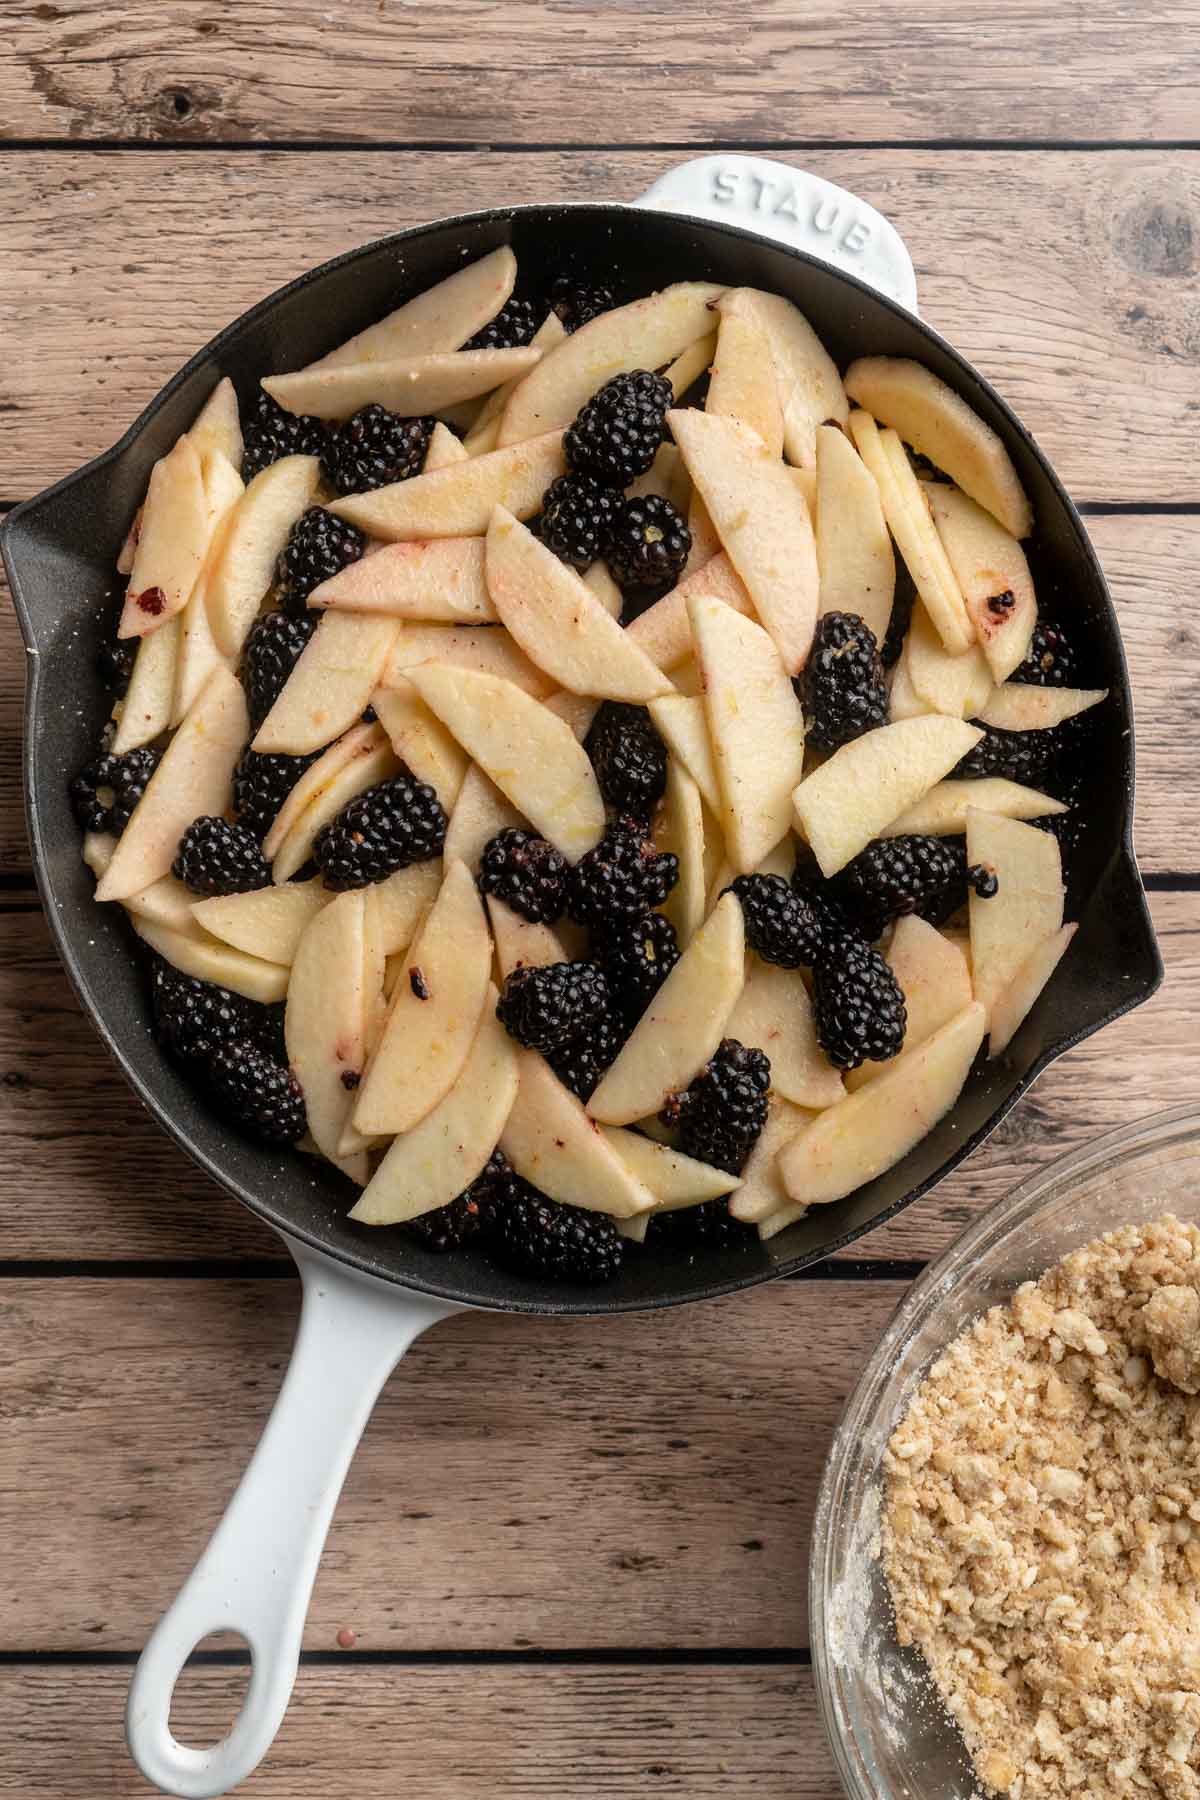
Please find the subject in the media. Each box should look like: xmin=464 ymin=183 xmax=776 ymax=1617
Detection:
xmin=371 ymin=860 xmax=442 ymax=957
xmin=988 ymin=922 xmax=1078 ymax=1057
xmin=312 ymin=245 xmax=517 ymax=368
xmin=662 ymin=331 xmax=718 ymax=403
xmin=924 ymin=482 xmax=1037 ymax=680
xmin=271 ymin=732 xmax=399 ymax=885
xmin=881 ymin=777 xmax=1067 ymax=837
xmin=254 ymin=611 xmax=400 ymax=754
xmin=191 ymin=879 xmax=330 ymax=966
xmin=649 ymin=694 xmax=721 ymax=814
xmin=118 ymin=435 xmax=209 ymax=638
xmin=967 ymin=809 xmax=1064 ymax=1021
xmin=121 ymin=873 xmax=200 ymax=936
xmin=262 ymin=348 xmax=542 ymax=424
xmin=655 ymin=759 xmax=707 ymax=948
xmin=500 ymin=1050 xmax=657 ymax=1219
xmin=625 ymin=551 xmax=754 ymax=674
xmin=486 ymin=897 xmax=574 ymax=979
xmin=205 ymin=454 xmax=321 ymax=659
xmin=423 ymin=421 xmax=470 ymax=470
xmin=308 ymin=537 xmax=495 ymax=622
xmin=497 ymin=282 xmax=724 ymax=446
xmin=188 ymin=376 xmax=243 ymax=469
xmin=582 ymin=559 xmax=623 ymax=620
xmin=844 ymin=916 xmax=974 ymax=1091
xmin=976 ymin=683 xmax=1108 ymax=733
xmin=889 ymin=659 xmax=931 ymax=723
xmin=372 ymin=683 xmax=468 ymax=812
xmin=905 ymin=601 xmax=995 ymax=720
xmin=112 ymin=617 xmax=180 ymax=755
xmin=726 ymin=959 xmax=845 ymax=1110
xmin=793 ymin=715 xmax=983 ymax=877
xmin=442 ymin=762 xmax=525 ymax=870
xmin=329 ymin=430 xmax=566 ymax=541
xmin=627 ymin=443 xmax=690 ymax=513
xmin=706 ymin=303 xmax=784 ymax=457
xmin=814 ymin=423 xmax=894 ymax=646
xmin=382 ymin=620 xmax=551 ymax=698
xmin=469 ymin=310 xmax=567 ymax=439
xmin=730 ymin=1096 xmax=815 ymax=1225
xmin=587 ymin=893 xmax=745 ymax=1125
xmin=171 ymin=454 xmax=245 ymax=727
xmin=718 ymin=288 xmax=848 ymax=466
xmin=601 ymin=1128 xmax=740 ymax=1208
xmin=777 ymin=1003 xmax=987 ymax=1207
xmin=285 ymin=890 xmax=367 ymax=1166
xmin=131 ymin=917 xmax=288 ymax=1005
xmin=262 ymin=720 xmax=386 ymax=861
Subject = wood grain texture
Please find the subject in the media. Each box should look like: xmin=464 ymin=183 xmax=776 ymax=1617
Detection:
xmin=0 ymin=1276 xmax=900 ymax=1651
xmin=0 ymin=150 xmax=1198 ymax=501
xmin=0 ymin=1663 xmax=837 ymax=1797
xmin=4 ymin=0 xmax=1198 ymax=145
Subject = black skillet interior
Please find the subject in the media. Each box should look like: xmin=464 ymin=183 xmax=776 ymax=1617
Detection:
xmin=2 ymin=203 xmax=1163 ymax=1316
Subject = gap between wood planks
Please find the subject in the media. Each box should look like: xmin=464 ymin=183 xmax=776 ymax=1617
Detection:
xmin=5 ymin=137 xmax=1200 ymax=154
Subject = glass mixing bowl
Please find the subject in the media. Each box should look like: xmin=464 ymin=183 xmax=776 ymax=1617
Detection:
xmin=810 ymin=1102 xmax=1200 ymax=1798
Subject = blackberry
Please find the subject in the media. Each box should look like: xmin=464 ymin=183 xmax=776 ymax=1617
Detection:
xmin=173 ymin=816 xmax=272 ymax=896
xmin=233 ymin=748 xmax=320 ymax=840
xmin=149 ymin=957 xmax=279 ymax=1066
xmin=488 ymin=1169 xmax=624 ymax=1285
xmin=546 ymin=1008 xmax=625 ymax=1103
xmin=205 ymin=1038 xmax=306 ymax=1146
xmin=728 ymin=874 xmax=824 ymax=968
xmin=567 ymin=818 xmax=678 ymax=929
xmin=549 ymin=275 xmax=617 ymax=334
xmin=881 ymin=564 xmax=917 ymax=669
xmin=466 ymin=297 xmax=542 ymax=350
xmin=670 ymin=1038 xmax=771 ymax=1175
xmin=69 ymin=745 xmax=160 ymax=836
xmin=836 ymin=835 xmax=971 ymax=940
xmin=594 ymin=911 xmax=679 ymax=1022
xmin=478 ymin=828 xmax=568 ymax=923
xmin=647 ymin=1199 xmax=756 ymax=1249
xmin=799 ymin=611 xmax=889 ymax=751
xmin=241 ymin=610 xmax=319 ymax=730
xmin=537 ymin=472 xmax=621 ymax=570
xmin=584 ymin=702 xmax=668 ymax=816
xmin=242 ymin=389 xmax=327 ymax=481
xmin=321 ymin=404 xmax=435 ymax=496
xmin=314 ymin=769 xmax=447 ymax=889
xmin=605 ymin=494 xmax=690 ymax=591
xmin=275 ymin=508 xmax=366 ymax=613
xmin=953 ymin=725 xmax=1061 ymax=783
xmin=97 ymin=637 xmax=136 ymax=696
xmin=404 ymin=1157 xmax=503 ymax=1251
xmin=496 ymin=961 xmax=611 ymax=1055
xmin=1013 ymin=622 xmax=1076 ymax=688
xmin=812 ymin=937 xmax=907 ymax=1072
xmin=565 ymin=370 xmax=672 ymax=486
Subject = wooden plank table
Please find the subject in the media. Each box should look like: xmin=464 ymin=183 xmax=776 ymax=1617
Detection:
xmin=2 ymin=5 xmax=1198 ymax=1791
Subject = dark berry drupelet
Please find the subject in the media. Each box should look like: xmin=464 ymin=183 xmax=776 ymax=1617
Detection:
xmin=593 ymin=910 xmax=679 ymax=1023
xmin=605 ymin=494 xmax=691 ymax=592
xmin=321 ymin=404 xmax=436 ymax=496
xmin=488 ymin=1171 xmax=625 ymax=1285
xmin=241 ymin=389 xmax=327 ymax=481
xmin=173 ymin=816 xmax=272 ymax=896
xmin=275 ymin=508 xmax=366 ymax=614
xmin=584 ymin=702 xmax=668 ymax=816
xmin=466 ymin=297 xmax=542 ymax=350
xmin=314 ymin=769 xmax=447 ymax=889
xmin=97 ymin=637 xmax=136 ymax=696
xmin=70 ymin=744 xmax=161 ymax=835
xmin=647 ymin=1199 xmax=756 ymax=1249
xmin=537 ymin=472 xmax=621 ymax=570
xmin=241 ymin=610 xmax=319 ymax=730
xmin=496 ymin=960 xmax=611 ymax=1056
xmin=1013 ymin=622 xmax=1076 ymax=688
xmin=811 ymin=937 xmax=907 ymax=1072
xmin=567 ymin=818 xmax=678 ymax=929
xmin=880 ymin=564 xmax=917 ymax=670
xmin=835 ymin=835 xmax=975 ymax=940
xmin=729 ymin=874 xmax=825 ymax=968
xmin=233 ymin=749 xmax=320 ymax=841
xmin=565 ymin=370 xmax=672 ymax=486
xmin=205 ymin=1038 xmax=306 ymax=1146
xmin=478 ymin=827 xmax=568 ymax=923
xmin=669 ymin=1038 xmax=771 ymax=1176
xmin=953 ymin=725 xmax=1062 ymax=783
xmin=404 ymin=1155 xmax=504 ymax=1251
xmin=799 ymin=611 xmax=889 ymax=751
xmin=149 ymin=957 xmax=280 ymax=1066
xmin=546 ymin=1008 xmax=625 ymax=1103
xmin=549 ymin=275 xmax=617 ymax=334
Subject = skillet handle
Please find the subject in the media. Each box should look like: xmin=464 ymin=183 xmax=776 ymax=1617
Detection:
xmin=126 ymin=1241 xmax=459 ymax=1798
xmin=631 ymin=154 xmax=919 ymax=314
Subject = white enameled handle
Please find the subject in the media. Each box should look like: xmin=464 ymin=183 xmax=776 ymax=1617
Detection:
xmin=126 ymin=1240 xmax=459 ymax=1798
xmin=631 ymin=154 xmax=919 ymax=314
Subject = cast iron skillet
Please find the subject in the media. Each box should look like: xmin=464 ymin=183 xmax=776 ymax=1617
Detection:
xmin=1 ymin=158 xmax=1162 ymax=1795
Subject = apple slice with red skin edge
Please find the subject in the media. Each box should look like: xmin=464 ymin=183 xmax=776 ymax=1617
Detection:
xmin=263 ymin=347 xmax=542 ymax=425
xmin=485 ymin=508 xmax=674 ymax=703
xmin=793 ymin=715 xmax=982 ymax=877
xmin=191 ymin=878 xmax=330 ymax=966
xmin=443 ymin=762 xmax=525 ymax=871
xmin=188 ymin=376 xmax=243 ymax=469
xmin=924 ymin=481 xmax=1037 ymax=679
xmin=881 ymin=776 xmax=1067 ymax=837
xmin=689 ymin=591 xmax=806 ymax=874
xmin=976 ymin=683 xmax=1108 ymax=733
xmin=815 ymin=423 xmax=894 ymax=647
xmin=309 ymin=537 xmax=494 ymax=623
xmin=122 ymin=872 xmax=201 ymax=937
xmin=987 ymin=922 xmax=1078 ymax=1057
xmin=352 ymin=859 xmax=492 ymax=1137
xmin=253 ymin=611 xmax=401 ymax=755
xmin=329 ymin=429 xmax=567 ymax=542
xmin=777 ymin=1002 xmax=987 ymax=1207
xmin=117 ymin=435 xmax=209 ymax=639
xmin=650 ymin=694 xmax=719 ymax=815
xmin=626 ymin=444 xmax=690 ymax=512
xmin=271 ymin=734 xmax=400 ymax=885
xmin=670 ymin=408 xmax=819 ymax=675
xmin=112 ymin=617 xmax=180 ymax=755
xmin=486 ymin=897 xmax=577 ymax=980
xmin=382 ymin=618 xmax=552 ymax=697
xmin=726 ymin=958 xmax=845 ymax=1110
xmin=706 ymin=303 xmax=785 ymax=457
xmin=654 ymin=758 xmax=707 ymax=949
xmin=600 ymin=1127 xmax=740 ymax=1208
xmin=844 ymin=356 xmax=1033 ymax=538
xmin=285 ymin=889 xmax=366 ymax=1166
xmin=967 ymin=809 xmax=1064 ymax=1021
xmin=888 ymin=656 xmax=931 ymax=722
xmin=500 ymin=1050 xmax=657 ymax=1219
xmin=587 ymin=892 xmax=745 ymax=1126
xmin=662 ymin=331 xmax=718 ymax=404
xmin=262 ymin=720 xmax=382 ymax=862
xmin=96 ymin=666 xmax=248 ymax=903
xmin=312 ymin=246 xmax=517 ymax=368
xmin=423 ymin=422 xmax=470 ymax=471
xmin=844 ymin=915 xmax=974 ymax=1092
xmin=497 ymin=282 xmax=725 ymax=447
xmin=730 ymin=1097 xmax=816 ymax=1226
xmin=905 ymin=600 xmax=994 ymax=719
xmin=469 ymin=312 xmax=567 ymax=440
xmin=625 ymin=552 xmax=753 ymax=674
xmin=406 ymin=663 xmax=605 ymax=864
xmin=132 ymin=916 xmax=289 ymax=1005
xmin=371 ymin=860 xmax=442 ymax=958
xmin=205 ymin=454 xmax=321 ymax=659
xmin=350 ymin=991 xmax=518 ymax=1226
xmin=718 ymin=288 xmax=848 ymax=466
xmin=372 ymin=681 xmax=468 ymax=812
xmin=582 ymin=560 xmax=622 ymax=620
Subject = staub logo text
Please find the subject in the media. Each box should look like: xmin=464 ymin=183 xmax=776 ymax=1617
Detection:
xmin=709 ymin=166 xmax=873 ymax=255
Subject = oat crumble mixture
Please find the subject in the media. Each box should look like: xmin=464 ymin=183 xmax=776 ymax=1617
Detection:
xmin=883 ymin=1216 xmax=1200 ymax=1799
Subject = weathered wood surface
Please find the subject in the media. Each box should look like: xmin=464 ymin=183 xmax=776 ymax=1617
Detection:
xmin=0 ymin=893 xmax=1193 ymax=1265
xmin=4 ymin=0 xmax=1197 ymax=145
xmin=1 ymin=1663 xmax=835 ymax=1797
xmin=0 ymin=1276 xmax=900 ymax=1651
xmin=1 ymin=150 xmax=1198 ymax=502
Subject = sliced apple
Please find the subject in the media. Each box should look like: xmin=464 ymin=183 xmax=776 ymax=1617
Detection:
xmin=542 ymin=689 xmax=599 ymax=742
xmin=313 ymin=246 xmax=517 ymax=368
xmin=485 ymin=509 xmax=673 ymax=703
xmin=582 ymin=559 xmax=622 ymax=620
xmin=977 ymin=683 xmax=1108 ymax=733
xmin=111 ymin=616 xmax=180 ymax=755
xmin=655 ymin=759 xmax=707 ymax=949
xmin=670 ymin=408 xmax=818 ymax=674
xmin=372 ymin=682 xmax=468 ymax=812
xmin=468 ymin=311 xmax=567 ymax=440
xmin=206 ymin=455 xmax=321 ymax=659
xmin=627 ymin=443 xmax=690 ymax=513
xmin=423 ymin=422 xmax=470 ymax=471
xmin=814 ymin=423 xmax=894 ymax=646
xmin=777 ymin=1002 xmax=987 ymax=1206
xmin=882 ymin=777 xmax=1067 ymax=837
xmin=191 ymin=878 xmax=330 ymax=966
xmin=967 ymin=810 xmax=1064 ymax=1020
xmin=131 ymin=917 xmax=288 ymax=1005
xmin=285 ymin=889 xmax=366 ymax=1165
xmin=121 ymin=873 xmax=200 ymax=936
xmin=96 ymin=667 xmax=248 ymax=903
xmin=442 ymin=762 xmax=526 ymax=870
xmin=625 ymin=553 xmax=753 ymax=674
xmin=486 ymin=896 xmax=573 ymax=980
xmin=662 ymin=330 xmax=718 ymax=403
xmin=116 ymin=506 xmax=142 ymax=576
xmin=888 ymin=658 xmax=931 ymax=722
xmin=924 ymin=482 xmax=1037 ymax=679
xmin=793 ymin=715 xmax=982 ymax=877
xmin=372 ymin=859 xmax=443 ymax=956
xmin=252 ymin=611 xmax=400 ymax=755
xmin=601 ymin=1127 xmax=740 ymax=1208
xmin=263 ymin=348 xmax=541 ymax=425
xmin=844 ymin=356 xmax=1033 ymax=538
xmin=271 ymin=734 xmax=399 ymax=884
xmin=118 ymin=435 xmax=209 ymax=638
xmin=649 ymin=694 xmax=719 ymax=813
xmin=726 ymin=958 xmax=845 ymax=1110
xmin=309 ymin=537 xmax=494 ymax=623
xmin=82 ymin=831 xmax=116 ymax=878
xmin=383 ymin=620 xmax=551 ymax=699
xmin=587 ymin=893 xmax=745 ymax=1125
xmin=844 ymin=916 xmax=974 ymax=1092
xmin=718 ymin=288 xmax=848 ymax=466
xmin=188 ymin=377 xmax=243 ymax=469
xmin=172 ymin=570 xmax=227 ymax=733
xmin=684 ymin=494 xmax=722 ymax=575
xmin=500 ymin=1049 xmax=656 ymax=1219
xmin=263 ymin=720 xmax=382 ymax=861
xmin=706 ymin=303 xmax=784 ymax=457
xmin=329 ymin=430 xmax=566 ymax=541
xmin=462 ymin=416 xmax=500 ymax=456
xmin=988 ymin=922 xmax=1078 ymax=1057
xmin=905 ymin=601 xmax=995 ymax=719
xmin=298 ymin=1134 xmax=369 ymax=1189
xmin=360 ymin=884 xmax=390 ymax=1066
xmin=497 ymin=282 xmax=724 ymax=446
xmin=730 ymin=1096 xmax=815 ymax=1225
xmin=406 ymin=664 xmax=605 ymax=863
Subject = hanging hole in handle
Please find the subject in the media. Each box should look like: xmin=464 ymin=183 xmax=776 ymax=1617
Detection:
xmin=169 ymin=1633 xmax=253 ymax=1754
